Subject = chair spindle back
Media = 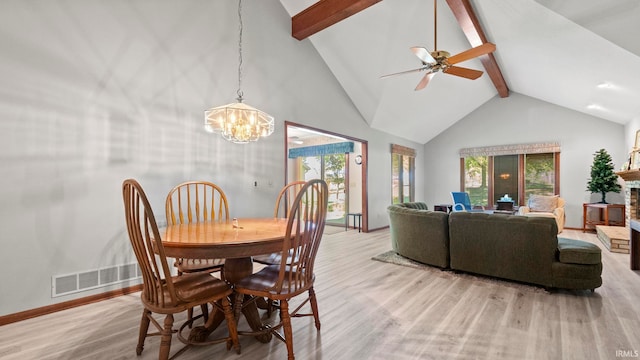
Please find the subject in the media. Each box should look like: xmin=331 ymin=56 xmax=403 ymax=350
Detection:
xmin=277 ymin=179 xmax=328 ymax=294
xmin=123 ymin=179 xmax=177 ymax=307
xmin=165 ymin=181 xmax=229 ymax=225
xmin=274 ymin=181 xmax=307 ymax=218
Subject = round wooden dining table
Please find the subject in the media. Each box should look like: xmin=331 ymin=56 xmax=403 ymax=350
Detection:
xmin=161 ymin=217 xmax=290 ymax=343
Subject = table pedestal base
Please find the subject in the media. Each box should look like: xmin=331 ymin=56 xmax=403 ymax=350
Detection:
xmin=187 ymin=257 xmax=272 ymax=343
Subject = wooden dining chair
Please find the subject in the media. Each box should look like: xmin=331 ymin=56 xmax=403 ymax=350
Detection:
xmin=165 ymin=181 xmax=229 ymax=274
xmin=165 ymin=180 xmax=229 ymax=324
xmin=122 ymin=179 xmax=239 ymax=360
xmin=274 ymin=181 xmax=307 ymax=218
xmin=253 ymin=180 xmax=306 ymax=266
xmin=233 ymin=179 xmax=328 ymax=360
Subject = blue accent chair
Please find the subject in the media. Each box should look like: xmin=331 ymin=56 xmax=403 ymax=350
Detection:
xmin=451 ymin=192 xmax=485 ymax=212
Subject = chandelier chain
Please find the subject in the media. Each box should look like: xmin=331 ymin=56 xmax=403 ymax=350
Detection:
xmin=237 ymin=0 xmax=244 ymax=101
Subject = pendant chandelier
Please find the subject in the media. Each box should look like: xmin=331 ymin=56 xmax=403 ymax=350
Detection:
xmin=204 ymin=0 xmax=274 ymax=144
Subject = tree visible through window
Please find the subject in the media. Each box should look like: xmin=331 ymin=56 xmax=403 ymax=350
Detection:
xmin=525 ymin=153 xmax=555 ymax=199
xmin=464 ymin=156 xmax=488 ymax=206
xmin=301 ymin=154 xmax=346 ymax=223
xmin=460 ymin=144 xmax=560 ymax=207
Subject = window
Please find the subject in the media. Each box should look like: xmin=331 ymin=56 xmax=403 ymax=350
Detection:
xmin=392 ymin=144 xmax=415 ymax=204
xmin=524 ymin=153 xmax=556 ymax=198
xmin=460 ymin=143 xmax=560 ymax=207
xmin=493 ymin=155 xmax=518 ymax=204
xmin=463 ymin=156 xmax=488 ymax=206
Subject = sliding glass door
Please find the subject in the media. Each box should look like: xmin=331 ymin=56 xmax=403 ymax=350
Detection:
xmin=286 ymin=122 xmax=367 ymax=231
xmin=301 ymin=154 xmax=346 ymax=226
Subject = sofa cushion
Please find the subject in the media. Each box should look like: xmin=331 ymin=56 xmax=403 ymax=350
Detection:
xmin=529 ymin=195 xmax=559 ymax=212
xmin=557 ymin=238 xmax=601 ymax=265
xmin=551 ymin=262 xmax=602 ymax=290
xmin=448 ymin=212 xmax=558 ymax=287
xmin=396 ymin=202 xmax=429 ymax=210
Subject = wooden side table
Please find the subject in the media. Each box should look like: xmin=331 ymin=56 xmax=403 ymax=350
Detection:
xmin=582 ymin=203 xmax=625 ymax=232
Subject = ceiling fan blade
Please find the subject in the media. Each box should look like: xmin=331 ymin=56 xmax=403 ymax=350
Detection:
xmin=447 ymin=42 xmax=496 ymax=65
xmin=411 ymin=47 xmax=436 ymax=65
xmin=415 ymin=72 xmax=436 ymax=91
xmin=444 ymin=66 xmax=484 ymax=80
xmin=380 ymin=67 xmax=427 ymax=79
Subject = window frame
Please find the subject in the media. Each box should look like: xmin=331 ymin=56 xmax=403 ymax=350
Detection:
xmin=459 ymin=149 xmax=560 ymax=207
xmin=391 ymin=144 xmax=416 ymax=204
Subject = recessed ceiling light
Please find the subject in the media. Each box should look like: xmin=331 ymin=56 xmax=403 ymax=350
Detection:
xmin=587 ymin=103 xmax=603 ymax=110
xmin=288 ymin=136 xmax=304 ymax=145
xmin=597 ymin=82 xmax=613 ymax=89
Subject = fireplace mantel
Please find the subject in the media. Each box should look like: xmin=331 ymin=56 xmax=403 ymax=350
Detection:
xmin=616 ymin=170 xmax=640 ymax=181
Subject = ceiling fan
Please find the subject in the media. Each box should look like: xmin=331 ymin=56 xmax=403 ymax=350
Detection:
xmin=381 ymin=0 xmax=496 ymax=91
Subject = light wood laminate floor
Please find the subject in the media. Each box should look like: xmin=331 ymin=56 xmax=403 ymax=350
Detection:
xmin=1 ymin=229 xmax=639 ymax=359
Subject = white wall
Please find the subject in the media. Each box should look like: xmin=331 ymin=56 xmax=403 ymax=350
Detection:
xmin=423 ymin=92 xmax=626 ymax=229
xmin=625 ymin=118 xmax=640 ymax=151
xmin=0 ymin=0 xmax=423 ymax=316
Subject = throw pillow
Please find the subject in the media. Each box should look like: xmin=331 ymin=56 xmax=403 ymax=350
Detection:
xmin=528 ymin=195 xmax=558 ymax=212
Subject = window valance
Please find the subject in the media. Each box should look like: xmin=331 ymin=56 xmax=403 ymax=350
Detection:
xmin=459 ymin=142 xmax=560 ymax=157
xmin=288 ymin=141 xmax=354 ymax=158
xmin=391 ymin=144 xmax=416 ymax=158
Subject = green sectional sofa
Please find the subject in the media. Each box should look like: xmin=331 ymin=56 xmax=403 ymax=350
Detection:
xmin=386 ymin=203 xmax=602 ymax=291
xmin=387 ymin=202 xmax=449 ymax=268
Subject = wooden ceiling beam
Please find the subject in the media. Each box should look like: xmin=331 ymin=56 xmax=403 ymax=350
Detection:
xmin=292 ymin=0 xmax=382 ymax=41
xmin=445 ymin=0 xmax=509 ymax=98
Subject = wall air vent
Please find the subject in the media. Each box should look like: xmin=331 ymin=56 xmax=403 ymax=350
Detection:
xmin=52 ymin=262 xmax=141 ymax=297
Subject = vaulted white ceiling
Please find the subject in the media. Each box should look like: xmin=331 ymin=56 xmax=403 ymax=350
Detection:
xmin=278 ymin=0 xmax=640 ymax=144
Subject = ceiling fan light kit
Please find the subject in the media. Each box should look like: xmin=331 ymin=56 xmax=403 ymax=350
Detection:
xmin=381 ymin=0 xmax=496 ymax=91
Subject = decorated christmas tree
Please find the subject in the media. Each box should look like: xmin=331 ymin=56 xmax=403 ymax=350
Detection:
xmin=587 ymin=148 xmax=621 ymax=203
